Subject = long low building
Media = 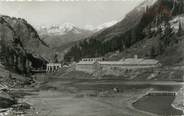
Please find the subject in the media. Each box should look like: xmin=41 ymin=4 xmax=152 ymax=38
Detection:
xmin=75 ymin=57 xmax=161 ymax=73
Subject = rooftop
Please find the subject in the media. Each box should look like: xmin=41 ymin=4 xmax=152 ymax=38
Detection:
xmin=77 ymin=58 xmax=159 ymax=65
xmin=77 ymin=61 xmax=96 ymax=65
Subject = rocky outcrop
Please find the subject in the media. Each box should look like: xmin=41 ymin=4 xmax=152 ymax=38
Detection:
xmin=0 ymin=15 xmax=49 ymax=73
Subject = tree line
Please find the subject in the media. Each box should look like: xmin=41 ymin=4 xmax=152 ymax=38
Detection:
xmin=64 ymin=0 xmax=184 ymax=62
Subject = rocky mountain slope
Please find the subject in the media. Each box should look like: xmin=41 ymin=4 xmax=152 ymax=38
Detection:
xmin=36 ymin=23 xmax=92 ymax=36
xmin=36 ymin=21 xmax=119 ymax=61
xmin=84 ymin=20 xmax=118 ymax=32
xmin=64 ymin=0 xmax=184 ymax=65
xmin=36 ymin=23 xmax=94 ymax=61
xmin=0 ymin=15 xmax=51 ymax=73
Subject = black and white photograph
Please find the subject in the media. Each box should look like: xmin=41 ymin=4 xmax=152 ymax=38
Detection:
xmin=0 ymin=0 xmax=184 ymax=115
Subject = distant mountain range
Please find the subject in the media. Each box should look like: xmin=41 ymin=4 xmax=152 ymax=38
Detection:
xmin=36 ymin=21 xmax=118 ymax=35
xmin=35 ymin=21 xmax=118 ymax=61
xmin=36 ymin=23 xmax=91 ymax=35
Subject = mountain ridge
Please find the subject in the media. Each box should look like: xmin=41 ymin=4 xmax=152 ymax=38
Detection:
xmin=64 ymin=0 xmax=184 ymax=65
xmin=36 ymin=23 xmax=94 ymax=61
xmin=0 ymin=15 xmax=50 ymax=73
xmin=36 ymin=23 xmax=93 ymax=36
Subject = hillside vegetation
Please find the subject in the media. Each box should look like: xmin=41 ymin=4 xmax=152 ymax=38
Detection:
xmin=0 ymin=15 xmax=50 ymax=74
xmin=64 ymin=0 xmax=184 ymax=66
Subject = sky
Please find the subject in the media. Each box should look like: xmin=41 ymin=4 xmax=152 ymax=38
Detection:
xmin=0 ymin=0 xmax=144 ymax=28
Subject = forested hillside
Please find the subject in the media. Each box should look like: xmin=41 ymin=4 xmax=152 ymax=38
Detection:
xmin=36 ymin=24 xmax=94 ymax=61
xmin=64 ymin=0 xmax=184 ymax=64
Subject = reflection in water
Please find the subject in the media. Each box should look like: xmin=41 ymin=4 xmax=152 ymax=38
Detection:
xmin=133 ymin=94 xmax=183 ymax=115
xmin=74 ymin=82 xmax=182 ymax=92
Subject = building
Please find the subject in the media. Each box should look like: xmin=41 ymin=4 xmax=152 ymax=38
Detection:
xmin=76 ymin=57 xmax=104 ymax=73
xmin=81 ymin=57 xmax=104 ymax=62
xmin=75 ymin=56 xmax=161 ymax=74
xmin=46 ymin=63 xmax=62 ymax=72
xmin=75 ymin=61 xmax=101 ymax=73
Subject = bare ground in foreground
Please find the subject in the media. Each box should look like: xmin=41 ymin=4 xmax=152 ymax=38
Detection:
xmin=23 ymin=89 xmax=153 ymax=116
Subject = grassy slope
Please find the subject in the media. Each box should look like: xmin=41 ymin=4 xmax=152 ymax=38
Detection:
xmin=106 ymin=36 xmax=159 ymax=61
xmin=107 ymin=34 xmax=184 ymax=66
xmin=98 ymin=34 xmax=184 ymax=81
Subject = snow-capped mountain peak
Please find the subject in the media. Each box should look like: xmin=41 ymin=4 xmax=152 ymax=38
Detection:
xmin=36 ymin=23 xmax=81 ymax=35
xmin=96 ymin=20 xmax=118 ymax=31
xmin=36 ymin=20 xmax=118 ymax=36
xmin=84 ymin=25 xmax=95 ymax=31
xmin=61 ymin=23 xmax=75 ymax=30
xmin=84 ymin=20 xmax=118 ymax=32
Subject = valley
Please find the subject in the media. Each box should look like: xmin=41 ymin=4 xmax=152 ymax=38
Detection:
xmin=2 ymin=78 xmax=183 ymax=116
xmin=0 ymin=0 xmax=184 ymax=115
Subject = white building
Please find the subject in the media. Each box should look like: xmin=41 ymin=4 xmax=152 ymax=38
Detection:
xmin=46 ymin=63 xmax=62 ymax=72
xmin=75 ymin=57 xmax=161 ymax=74
xmin=81 ymin=57 xmax=104 ymax=62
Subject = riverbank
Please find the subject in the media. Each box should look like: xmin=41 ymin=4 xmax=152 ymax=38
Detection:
xmin=0 ymin=88 xmax=37 ymax=116
xmin=0 ymin=78 xmax=183 ymax=116
xmin=132 ymin=92 xmax=183 ymax=115
xmin=23 ymin=89 xmax=154 ymax=116
xmin=0 ymin=91 xmax=16 ymax=109
xmin=18 ymin=79 xmax=183 ymax=116
xmin=172 ymin=87 xmax=184 ymax=113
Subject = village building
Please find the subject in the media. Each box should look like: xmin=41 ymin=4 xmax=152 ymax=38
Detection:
xmin=75 ymin=56 xmax=161 ymax=74
xmin=75 ymin=61 xmax=101 ymax=73
xmin=46 ymin=63 xmax=62 ymax=72
xmin=81 ymin=57 xmax=104 ymax=62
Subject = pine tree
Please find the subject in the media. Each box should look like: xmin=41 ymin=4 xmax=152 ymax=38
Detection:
xmin=54 ymin=53 xmax=59 ymax=63
xmin=150 ymin=46 xmax=155 ymax=58
xmin=177 ymin=21 xmax=184 ymax=36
